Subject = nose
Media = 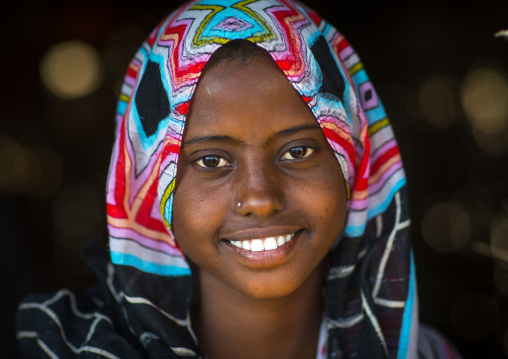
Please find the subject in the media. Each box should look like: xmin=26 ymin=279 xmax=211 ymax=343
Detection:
xmin=234 ymin=165 xmax=284 ymax=217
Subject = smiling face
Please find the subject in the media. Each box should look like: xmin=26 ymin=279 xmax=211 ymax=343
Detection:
xmin=172 ymin=51 xmax=347 ymax=300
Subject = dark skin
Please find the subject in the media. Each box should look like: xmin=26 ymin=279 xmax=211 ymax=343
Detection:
xmin=191 ymin=261 xmax=325 ymax=359
xmin=172 ymin=53 xmax=347 ymax=359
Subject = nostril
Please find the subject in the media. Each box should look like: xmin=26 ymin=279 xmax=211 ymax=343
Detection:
xmin=235 ymin=189 xmax=284 ymax=217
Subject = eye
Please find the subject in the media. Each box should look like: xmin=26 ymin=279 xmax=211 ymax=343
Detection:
xmin=194 ymin=155 xmax=231 ymax=168
xmin=280 ymin=146 xmax=314 ymax=160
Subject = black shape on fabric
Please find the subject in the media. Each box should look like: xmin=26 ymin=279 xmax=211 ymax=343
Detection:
xmin=310 ymin=35 xmax=345 ymax=99
xmin=364 ymin=89 xmax=373 ymax=101
xmin=135 ymin=61 xmax=170 ymax=137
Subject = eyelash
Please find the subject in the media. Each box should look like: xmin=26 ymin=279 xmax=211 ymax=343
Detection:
xmin=280 ymin=146 xmax=314 ymax=161
xmin=193 ymin=146 xmax=315 ymax=169
xmin=194 ymin=156 xmax=231 ymax=168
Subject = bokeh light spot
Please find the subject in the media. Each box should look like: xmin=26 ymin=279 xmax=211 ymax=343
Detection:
xmin=40 ymin=40 xmax=104 ymax=100
xmin=461 ymin=68 xmax=508 ymax=134
xmin=418 ymin=75 xmax=458 ymax=129
xmin=0 ymin=137 xmax=62 ymax=195
xmin=0 ymin=137 xmax=22 ymax=190
xmin=0 ymin=137 xmax=44 ymax=193
xmin=421 ymin=202 xmax=471 ymax=253
xmin=471 ymin=127 xmax=508 ymax=155
xmin=495 ymin=29 xmax=508 ymax=39
xmin=491 ymin=217 xmax=508 ymax=262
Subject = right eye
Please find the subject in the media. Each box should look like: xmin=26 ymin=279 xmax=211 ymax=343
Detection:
xmin=194 ymin=155 xmax=230 ymax=168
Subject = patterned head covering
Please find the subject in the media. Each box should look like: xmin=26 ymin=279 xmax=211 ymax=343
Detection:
xmin=104 ymin=0 xmax=416 ymax=357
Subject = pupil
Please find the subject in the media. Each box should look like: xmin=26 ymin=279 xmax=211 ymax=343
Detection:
xmin=203 ymin=156 xmax=220 ymax=167
xmin=290 ymin=146 xmax=306 ymax=158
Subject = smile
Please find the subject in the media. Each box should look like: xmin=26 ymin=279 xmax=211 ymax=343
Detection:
xmin=228 ymin=233 xmax=294 ymax=252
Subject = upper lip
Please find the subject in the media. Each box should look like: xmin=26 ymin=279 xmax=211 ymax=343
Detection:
xmin=222 ymin=227 xmax=302 ymax=242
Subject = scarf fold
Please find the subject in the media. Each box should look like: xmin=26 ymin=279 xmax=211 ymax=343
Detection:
xmin=17 ymin=1 xmax=419 ymax=358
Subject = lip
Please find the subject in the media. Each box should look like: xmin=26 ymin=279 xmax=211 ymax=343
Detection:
xmin=221 ymin=229 xmax=303 ymax=268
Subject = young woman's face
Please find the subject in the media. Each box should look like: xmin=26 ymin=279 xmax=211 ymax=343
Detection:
xmin=172 ymin=54 xmax=347 ymax=300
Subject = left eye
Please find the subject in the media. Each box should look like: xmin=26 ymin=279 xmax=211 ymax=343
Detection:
xmin=194 ymin=155 xmax=230 ymax=168
xmin=280 ymin=146 xmax=314 ymax=160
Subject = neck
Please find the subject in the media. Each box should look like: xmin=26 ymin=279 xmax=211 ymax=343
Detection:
xmin=191 ymin=263 xmax=325 ymax=359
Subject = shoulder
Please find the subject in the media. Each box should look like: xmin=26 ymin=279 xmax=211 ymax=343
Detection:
xmin=16 ymin=244 xmax=146 ymax=359
xmin=16 ymin=286 xmax=144 ymax=359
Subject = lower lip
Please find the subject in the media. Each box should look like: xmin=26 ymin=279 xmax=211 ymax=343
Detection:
xmin=222 ymin=230 xmax=302 ymax=268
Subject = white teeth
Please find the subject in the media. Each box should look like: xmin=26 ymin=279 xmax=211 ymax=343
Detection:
xmin=229 ymin=233 xmax=295 ymax=252
xmin=277 ymin=236 xmax=285 ymax=246
xmin=250 ymin=239 xmax=264 ymax=251
xmin=264 ymin=237 xmax=277 ymax=250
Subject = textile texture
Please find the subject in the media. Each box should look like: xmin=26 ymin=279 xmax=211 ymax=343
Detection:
xmin=17 ymin=0 xmax=427 ymax=358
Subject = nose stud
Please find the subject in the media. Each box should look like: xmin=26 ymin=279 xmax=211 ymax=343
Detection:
xmin=237 ymin=202 xmax=242 ymax=208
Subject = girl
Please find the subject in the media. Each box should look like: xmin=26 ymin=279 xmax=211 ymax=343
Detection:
xmin=17 ymin=0 xmax=462 ymax=358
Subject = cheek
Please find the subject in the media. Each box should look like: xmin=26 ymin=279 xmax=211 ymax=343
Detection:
xmin=292 ymin=163 xmax=347 ymax=233
xmin=171 ymin=179 xmax=230 ymax=253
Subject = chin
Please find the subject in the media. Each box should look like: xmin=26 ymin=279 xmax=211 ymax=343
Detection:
xmin=234 ymin=278 xmax=302 ymax=300
xmin=221 ymin=263 xmax=321 ymax=301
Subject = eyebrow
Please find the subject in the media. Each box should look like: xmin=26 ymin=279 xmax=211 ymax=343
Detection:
xmin=266 ymin=124 xmax=321 ymax=144
xmin=183 ymin=124 xmax=322 ymax=147
xmin=183 ymin=135 xmax=246 ymax=147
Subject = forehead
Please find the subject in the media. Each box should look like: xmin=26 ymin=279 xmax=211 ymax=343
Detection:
xmin=184 ymin=54 xmax=318 ymax=141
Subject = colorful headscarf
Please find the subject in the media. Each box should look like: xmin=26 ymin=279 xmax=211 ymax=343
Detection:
xmin=17 ymin=0 xmax=418 ymax=358
xmin=106 ymin=0 xmax=415 ymax=356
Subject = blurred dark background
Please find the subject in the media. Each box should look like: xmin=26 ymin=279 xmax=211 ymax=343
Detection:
xmin=2 ymin=0 xmax=508 ymax=357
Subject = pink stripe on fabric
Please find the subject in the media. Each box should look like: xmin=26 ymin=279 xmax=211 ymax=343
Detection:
xmin=108 ymin=225 xmax=181 ymax=256
xmin=349 ymin=197 xmax=368 ymax=210
xmin=371 ymin=139 xmax=397 ymax=164
xmin=339 ymin=45 xmax=354 ymax=61
xmin=150 ymin=196 xmax=164 ymax=220
xmin=368 ymin=161 xmax=403 ymax=194
xmin=124 ymin=75 xmax=137 ymax=88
